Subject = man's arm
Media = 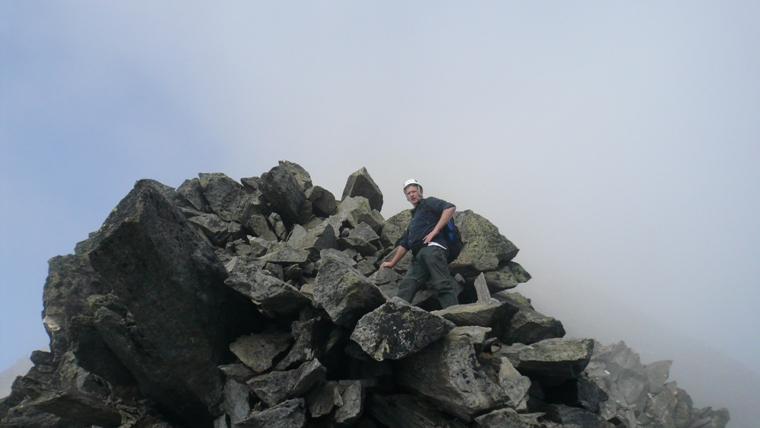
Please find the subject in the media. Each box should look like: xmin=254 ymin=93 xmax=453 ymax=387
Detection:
xmin=380 ymin=246 xmax=408 ymax=269
xmin=423 ymin=206 xmax=456 ymax=244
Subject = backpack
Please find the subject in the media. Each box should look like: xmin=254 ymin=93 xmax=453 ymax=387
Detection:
xmin=441 ymin=219 xmax=463 ymax=263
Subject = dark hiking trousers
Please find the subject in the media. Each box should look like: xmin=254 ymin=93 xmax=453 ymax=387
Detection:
xmin=396 ymin=245 xmax=459 ymax=309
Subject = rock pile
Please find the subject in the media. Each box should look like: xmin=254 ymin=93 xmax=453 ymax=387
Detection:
xmin=0 ymin=162 xmax=730 ymax=428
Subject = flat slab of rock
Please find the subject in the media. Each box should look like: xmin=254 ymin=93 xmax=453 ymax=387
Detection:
xmin=473 ymin=408 xmax=544 ymax=428
xmin=351 ymin=298 xmax=455 ymax=361
xmin=366 ymin=393 xmax=468 ymax=428
xmin=313 ymin=254 xmax=386 ymax=327
xmin=229 ymin=333 xmax=293 ymax=373
xmin=492 ymin=291 xmax=565 ymax=345
xmin=396 ymin=326 xmax=529 ymax=421
xmin=494 ymin=338 xmax=595 ymax=384
xmin=247 ymin=359 xmax=326 ymax=407
xmin=234 ymin=398 xmax=306 ymax=428
xmin=224 ymin=257 xmax=311 ymax=317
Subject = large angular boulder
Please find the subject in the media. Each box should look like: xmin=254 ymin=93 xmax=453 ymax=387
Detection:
xmin=287 ymin=222 xmax=338 ymax=255
xmin=199 ymin=172 xmax=265 ymax=224
xmin=333 ymin=196 xmax=384 ymax=234
xmin=494 ymin=338 xmax=595 ymax=385
xmin=313 ymin=255 xmax=386 ymax=328
xmin=379 ymin=209 xmax=411 ymax=248
xmin=341 ymin=167 xmax=383 ymax=212
xmin=306 ymin=185 xmax=338 ymax=217
xmin=350 ymin=298 xmax=455 ymax=361
xmin=82 ymin=180 xmax=256 ymax=427
xmin=450 ymin=210 xmax=519 ymax=274
xmin=259 ymin=164 xmax=312 ymax=225
xmin=188 ymin=213 xmax=247 ymax=247
xmin=224 ymin=257 xmax=311 ymax=317
xmin=396 ymin=326 xmax=531 ymax=421
xmin=492 ymin=291 xmax=565 ymax=345
xmin=366 ymin=393 xmax=468 ymax=428
xmin=246 ymin=359 xmax=326 ymax=407
xmin=177 ymin=177 xmax=210 ymax=212
xmin=229 ymin=333 xmax=293 ymax=373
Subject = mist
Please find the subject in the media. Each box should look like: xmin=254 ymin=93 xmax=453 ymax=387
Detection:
xmin=2 ymin=2 xmax=759 ymax=424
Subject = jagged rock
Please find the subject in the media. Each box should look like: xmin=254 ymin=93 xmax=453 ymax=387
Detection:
xmin=350 ymin=298 xmax=455 ymax=361
xmin=645 ymin=360 xmax=673 ymax=394
xmin=365 ymin=393 xmax=468 ymax=428
xmin=541 ymin=376 xmax=609 ymax=414
xmin=279 ymin=161 xmax=313 ymax=192
xmin=274 ymin=318 xmax=331 ymax=371
xmin=224 ymin=257 xmax=311 ymax=317
xmin=223 ymin=378 xmax=252 ymax=426
xmin=334 ymin=380 xmax=364 ymax=426
xmin=342 ymin=167 xmax=383 ymax=212
xmin=483 ymin=264 xmax=519 ymax=292
xmin=177 ymin=177 xmax=210 ymax=212
xmin=368 ymin=267 xmax=400 ymax=300
xmin=247 ymin=214 xmax=278 ymax=241
xmin=41 ymin=254 xmax=111 ymax=359
xmin=492 ymin=291 xmax=565 ymax=345
xmin=473 ymin=408 xmax=543 ymax=428
xmin=396 ymin=326 xmax=530 ymax=421
xmin=143 ymin=179 xmax=191 ymax=209
xmin=259 ymin=164 xmax=312 ymax=225
xmin=218 ymin=364 xmax=256 ymax=383
xmin=307 ymin=380 xmax=342 ymax=418
xmin=495 ymin=338 xmax=594 ymax=385
xmin=379 ymin=209 xmax=411 ymax=249
xmin=188 ymin=213 xmax=247 ymax=247
xmin=229 ymin=333 xmax=293 ymax=373
xmin=507 ymin=261 xmax=531 ymax=283
xmin=543 ymin=404 xmax=613 ymax=427
xmin=247 ymin=359 xmax=326 ymax=407
xmin=432 ymin=300 xmax=506 ymax=327
xmin=449 ymin=210 xmax=519 ymax=274
xmin=319 ymin=249 xmax=356 ymax=267
xmin=258 ymin=247 xmax=309 ymax=264
xmin=234 ymin=398 xmax=306 ymax=428
xmin=341 ymin=222 xmax=381 ymax=256
xmin=313 ymin=254 xmax=386 ymax=328
xmin=306 ymin=185 xmax=338 ymax=217
xmin=333 ymin=196 xmax=384 ymax=234
xmin=287 ymin=223 xmax=338 ymax=255
xmin=81 ymin=179 xmax=256 ymax=428
xmin=199 ymin=172 xmax=264 ymax=223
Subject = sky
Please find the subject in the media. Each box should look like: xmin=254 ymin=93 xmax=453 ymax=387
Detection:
xmin=1 ymin=0 xmax=759 ymax=405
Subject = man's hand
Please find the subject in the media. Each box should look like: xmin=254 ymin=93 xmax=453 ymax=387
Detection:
xmin=422 ymin=230 xmax=438 ymax=244
xmin=380 ymin=261 xmax=394 ymax=269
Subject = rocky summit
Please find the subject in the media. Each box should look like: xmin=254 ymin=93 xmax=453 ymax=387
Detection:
xmin=0 ymin=162 xmax=729 ymax=428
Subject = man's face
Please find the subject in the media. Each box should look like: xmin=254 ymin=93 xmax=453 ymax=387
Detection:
xmin=405 ymin=185 xmax=421 ymax=206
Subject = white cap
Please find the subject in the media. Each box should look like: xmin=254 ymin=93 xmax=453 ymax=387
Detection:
xmin=403 ymin=178 xmax=421 ymax=191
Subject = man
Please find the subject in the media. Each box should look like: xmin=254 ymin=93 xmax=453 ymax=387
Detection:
xmin=380 ymin=179 xmax=459 ymax=308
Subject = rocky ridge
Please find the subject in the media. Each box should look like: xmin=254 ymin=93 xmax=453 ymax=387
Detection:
xmin=0 ymin=162 xmax=729 ymax=428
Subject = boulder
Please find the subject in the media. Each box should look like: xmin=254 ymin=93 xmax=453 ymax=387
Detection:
xmin=188 ymin=213 xmax=247 ymax=247
xmin=306 ymin=380 xmax=342 ymax=418
xmin=257 ymin=247 xmax=310 ymax=264
xmin=431 ymin=300 xmax=506 ymax=327
xmin=224 ymin=257 xmax=311 ymax=317
xmin=246 ymin=214 xmax=278 ymax=242
xmin=473 ymin=408 xmax=544 ymax=428
xmin=177 ymin=177 xmax=210 ymax=212
xmin=306 ymin=185 xmax=338 ymax=217
xmin=492 ymin=291 xmax=565 ymax=345
xmin=449 ymin=210 xmax=519 ymax=274
xmin=379 ymin=209 xmax=411 ymax=249
xmin=83 ymin=180 xmax=256 ymax=427
xmin=334 ymin=380 xmax=365 ymax=426
xmin=234 ymin=398 xmax=306 ymax=428
xmin=223 ymin=378 xmax=252 ymax=426
xmin=365 ymin=393 xmax=468 ymax=428
xmin=350 ymin=298 xmax=455 ymax=361
xmin=247 ymin=359 xmax=326 ymax=407
xmin=199 ymin=172 xmax=264 ymax=224
xmin=333 ymin=197 xmax=384 ymax=234
xmin=278 ymin=161 xmax=313 ymax=192
xmin=313 ymin=255 xmax=386 ymax=328
xmin=274 ymin=317 xmax=332 ymax=371
xmin=342 ymin=167 xmax=383 ymax=212
xmin=229 ymin=333 xmax=293 ymax=373
xmin=259 ymin=164 xmax=312 ymax=225
xmin=287 ymin=223 xmax=338 ymax=255
xmin=368 ymin=268 xmax=401 ymax=300
xmin=396 ymin=326 xmax=530 ymax=421
xmin=494 ymin=338 xmax=595 ymax=384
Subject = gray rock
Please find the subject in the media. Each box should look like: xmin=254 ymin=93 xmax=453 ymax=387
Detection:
xmin=334 ymin=197 xmax=384 ymax=234
xmin=313 ymin=255 xmax=386 ymax=328
xmin=341 ymin=167 xmax=383 ymax=212
xmin=247 ymin=359 xmax=326 ymax=407
xmin=247 ymin=214 xmax=278 ymax=242
xmin=307 ymin=380 xmax=342 ymax=418
xmin=258 ymin=247 xmax=309 ymax=264
xmin=492 ymin=291 xmax=565 ymax=345
xmin=274 ymin=318 xmax=331 ymax=371
xmin=483 ymin=264 xmax=519 ymax=292
xmin=495 ymin=338 xmax=594 ymax=384
xmin=287 ymin=222 xmax=338 ymax=254
xmin=218 ymin=364 xmax=256 ymax=383
xmin=199 ymin=172 xmax=264 ymax=224
xmin=350 ymin=298 xmax=455 ymax=361
xmin=449 ymin=210 xmax=519 ymax=275
xmin=473 ymin=408 xmax=544 ymax=428
xmin=396 ymin=326 xmax=527 ymax=421
xmin=365 ymin=393 xmax=468 ymax=428
xmin=223 ymin=378 xmax=252 ymax=426
xmin=279 ymin=161 xmax=313 ymax=192
xmin=229 ymin=333 xmax=293 ymax=373
xmin=269 ymin=212 xmax=289 ymax=239
xmin=431 ymin=300 xmax=506 ymax=328
xmin=177 ymin=177 xmax=210 ymax=212
xmin=234 ymin=398 xmax=306 ymax=428
xmin=143 ymin=179 xmax=191 ymax=209
xmin=645 ymin=360 xmax=673 ymax=394
xmin=188 ymin=213 xmax=247 ymax=247
xmin=379 ymin=209 xmax=411 ymax=249
xmin=334 ymin=380 xmax=364 ymax=426
xmin=259 ymin=164 xmax=312 ymax=225
xmin=306 ymin=185 xmax=338 ymax=217
xmin=83 ymin=180 xmax=254 ymax=427
xmin=224 ymin=258 xmax=311 ymax=317
xmin=507 ymin=261 xmax=531 ymax=283
xmin=368 ymin=268 xmax=401 ymax=300
xmin=341 ymin=222 xmax=381 ymax=256
xmin=319 ymin=249 xmax=356 ymax=267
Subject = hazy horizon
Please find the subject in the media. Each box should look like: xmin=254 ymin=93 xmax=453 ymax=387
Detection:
xmin=2 ymin=3 xmax=758 ymax=423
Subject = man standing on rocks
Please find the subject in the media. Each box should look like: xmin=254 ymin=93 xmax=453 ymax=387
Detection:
xmin=380 ymin=179 xmax=459 ymax=308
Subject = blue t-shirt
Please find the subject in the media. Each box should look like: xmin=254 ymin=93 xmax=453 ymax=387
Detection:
xmin=399 ymin=196 xmax=455 ymax=251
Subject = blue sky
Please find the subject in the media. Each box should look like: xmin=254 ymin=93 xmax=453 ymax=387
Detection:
xmin=2 ymin=0 xmax=759 ymax=398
